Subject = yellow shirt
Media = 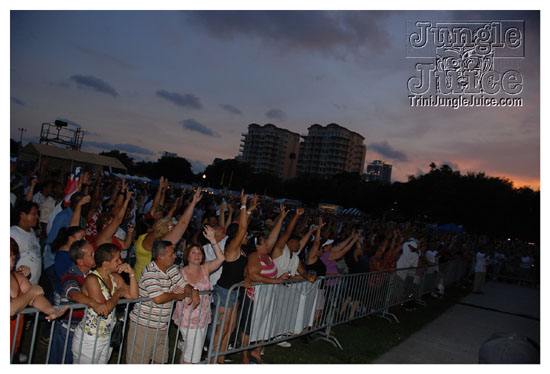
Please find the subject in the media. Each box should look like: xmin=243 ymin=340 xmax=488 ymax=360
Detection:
xmin=133 ymin=233 xmax=152 ymax=281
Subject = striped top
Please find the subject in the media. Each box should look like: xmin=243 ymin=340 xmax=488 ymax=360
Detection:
xmin=246 ymin=252 xmax=278 ymax=300
xmin=129 ymin=261 xmax=187 ymax=330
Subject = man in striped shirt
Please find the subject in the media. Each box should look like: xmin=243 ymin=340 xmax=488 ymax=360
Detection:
xmin=126 ymin=240 xmax=199 ymax=364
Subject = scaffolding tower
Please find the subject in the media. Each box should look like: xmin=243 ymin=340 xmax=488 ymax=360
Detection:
xmin=39 ymin=120 xmax=84 ymax=151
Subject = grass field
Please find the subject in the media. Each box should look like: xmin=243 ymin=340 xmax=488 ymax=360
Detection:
xmin=222 ymin=282 xmax=471 ymax=364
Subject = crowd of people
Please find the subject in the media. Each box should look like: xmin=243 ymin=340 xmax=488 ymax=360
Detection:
xmin=10 ymin=159 xmax=539 ymax=364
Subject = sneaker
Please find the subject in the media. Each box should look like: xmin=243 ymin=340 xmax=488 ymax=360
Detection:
xmin=276 ymin=341 xmax=291 ymax=348
xmin=18 ymin=353 xmax=28 ymax=363
xmin=261 ymin=347 xmax=265 ymax=355
xmin=224 ymin=357 xmax=233 ymax=363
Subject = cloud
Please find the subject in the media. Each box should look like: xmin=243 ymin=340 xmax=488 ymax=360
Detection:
xmin=181 ymin=119 xmax=220 ymax=137
xmin=11 ymin=97 xmax=25 ymax=106
xmin=185 ymin=11 xmax=390 ymax=56
xmin=56 ymin=118 xmax=82 ymax=128
xmin=84 ymin=141 xmax=156 ymax=156
xmin=156 ymin=90 xmax=203 ymax=109
xmin=220 ymin=104 xmax=242 ymax=115
xmin=369 ymin=141 xmax=409 ymax=162
xmin=265 ymin=108 xmax=287 ymax=121
xmin=69 ymin=74 xmax=119 ymax=97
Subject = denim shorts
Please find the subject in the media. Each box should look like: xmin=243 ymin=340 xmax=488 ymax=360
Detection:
xmin=213 ymin=284 xmax=239 ymax=309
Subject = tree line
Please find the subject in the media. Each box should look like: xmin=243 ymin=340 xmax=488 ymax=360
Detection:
xmin=97 ymin=151 xmax=538 ymax=242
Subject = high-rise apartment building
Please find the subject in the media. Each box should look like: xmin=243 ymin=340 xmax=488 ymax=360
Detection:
xmin=297 ymin=123 xmax=366 ymax=177
xmin=239 ymin=123 xmax=301 ymax=180
xmin=365 ymin=160 xmax=392 ymax=183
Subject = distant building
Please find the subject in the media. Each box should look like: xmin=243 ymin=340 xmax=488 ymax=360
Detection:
xmin=365 ymin=160 xmax=392 ymax=183
xmin=239 ymin=123 xmax=301 ymax=180
xmin=297 ymin=123 xmax=366 ymax=177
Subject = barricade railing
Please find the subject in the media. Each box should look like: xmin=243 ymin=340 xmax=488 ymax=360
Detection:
xmin=11 ymin=259 xmax=470 ymax=364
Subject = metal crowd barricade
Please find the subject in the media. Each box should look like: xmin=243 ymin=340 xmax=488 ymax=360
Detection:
xmin=11 ymin=260 xmax=471 ymax=364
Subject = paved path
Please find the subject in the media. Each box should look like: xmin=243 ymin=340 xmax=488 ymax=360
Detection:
xmin=373 ymin=281 xmax=540 ymax=364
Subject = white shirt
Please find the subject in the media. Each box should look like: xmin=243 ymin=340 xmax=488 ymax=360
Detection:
xmin=33 ymin=192 xmax=56 ymax=224
xmin=11 ymin=226 xmax=42 ymax=284
xmin=273 ymin=245 xmax=302 ymax=277
xmin=475 ymin=252 xmax=486 ymax=273
xmin=202 ymin=236 xmax=228 ymax=287
xmin=425 ymin=250 xmax=439 ymax=273
xmin=46 ymin=201 xmax=64 ymax=236
xmin=396 ymin=242 xmax=419 ymax=280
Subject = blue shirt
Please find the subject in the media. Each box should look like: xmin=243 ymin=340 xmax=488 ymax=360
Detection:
xmin=54 ymin=250 xmax=73 ymax=281
xmin=46 ymin=207 xmax=73 ymax=245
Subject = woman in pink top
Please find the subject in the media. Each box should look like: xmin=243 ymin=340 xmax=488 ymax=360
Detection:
xmin=173 ymin=225 xmax=224 ymax=364
xmin=240 ymin=205 xmax=290 ymax=364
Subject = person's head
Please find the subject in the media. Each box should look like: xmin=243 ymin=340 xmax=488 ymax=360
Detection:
xmin=183 ymin=244 xmax=206 ymax=266
xmin=69 ymin=239 xmax=96 ymax=270
xmin=152 ymin=240 xmax=176 ymax=269
xmin=95 ymin=243 xmax=121 ymax=273
xmin=203 ymin=213 xmax=216 ymax=227
xmin=287 ymin=236 xmax=301 ymax=253
xmin=14 ymin=200 xmax=39 ymax=229
xmin=41 ymin=180 xmax=54 ymax=197
xmin=353 ymin=242 xmax=363 ymax=257
xmin=245 ymin=233 xmax=268 ymax=254
xmin=321 ymin=239 xmax=334 ymax=252
xmin=96 ymin=210 xmax=115 ymax=232
xmin=52 ymin=226 xmax=85 ymax=252
xmin=52 ymin=182 xmax=65 ymax=201
xmin=152 ymin=218 xmax=172 ymax=240
xmin=69 ymin=192 xmax=85 ymax=211
xmin=10 ymin=238 xmax=19 ymax=272
xmin=212 ymin=224 xmax=226 ymax=242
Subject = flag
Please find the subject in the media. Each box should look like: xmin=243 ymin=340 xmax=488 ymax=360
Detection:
xmin=63 ymin=167 xmax=82 ymax=207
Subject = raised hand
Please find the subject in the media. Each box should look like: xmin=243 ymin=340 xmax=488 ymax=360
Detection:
xmin=117 ymin=263 xmax=135 ymax=277
xmin=248 ymin=194 xmax=259 ymax=211
xmin=240 ymin=189 xmax=247 ymax=205
xmin=296 ymin=207 xmax=304 ymax=216
xmin=202 ymin=225 xmax=216 ymax=243
xmin=79 ymin=195 xmax=92 ymax=206
xmin=192 ymin=188 xmax=202 ymax=204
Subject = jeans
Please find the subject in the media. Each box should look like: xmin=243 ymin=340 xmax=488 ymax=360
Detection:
xmin=49 ymin=322 xmax=75 ymax=364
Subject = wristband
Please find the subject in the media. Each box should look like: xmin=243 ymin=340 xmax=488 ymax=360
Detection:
xmin=240 ymin=206 xmax=246 ymax=210
xmin=246 ymin=211 xmax=251 ymax=215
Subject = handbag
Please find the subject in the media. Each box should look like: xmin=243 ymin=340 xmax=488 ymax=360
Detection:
xmin=109 ymin=313 xmax=124 ymax=348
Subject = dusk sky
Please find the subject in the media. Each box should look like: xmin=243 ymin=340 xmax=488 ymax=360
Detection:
xmin=10 ymin=10 xmax=540 ymax=189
